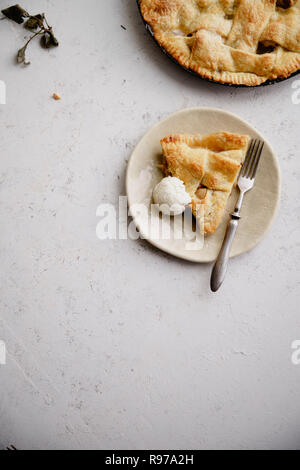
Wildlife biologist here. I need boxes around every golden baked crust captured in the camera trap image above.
[160,132,250,234]
[139,0,300,86]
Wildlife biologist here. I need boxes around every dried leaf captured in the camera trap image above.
[17,45,30,65]
[41,30,59,48]
[24,14,44,31]
[1,4,29,24]
[2,5,59,66]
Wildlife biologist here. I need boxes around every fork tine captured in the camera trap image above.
[246,139,261,178]
[241,139,256,177]
[250,141,264,180]
[245,139,260,178]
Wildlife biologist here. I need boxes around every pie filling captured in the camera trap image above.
[159,132,250,234]
[139,0,300,86]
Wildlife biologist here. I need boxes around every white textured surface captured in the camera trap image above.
[0,0,299,450]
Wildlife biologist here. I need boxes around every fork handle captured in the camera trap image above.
[210,217,239,292]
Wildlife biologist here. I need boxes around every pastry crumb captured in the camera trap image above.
[52,93,61,101]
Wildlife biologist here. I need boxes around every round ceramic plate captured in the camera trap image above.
[126,108,281,263]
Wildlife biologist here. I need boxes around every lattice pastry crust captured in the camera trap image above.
[160,132,250,233]
[139,0,300,85]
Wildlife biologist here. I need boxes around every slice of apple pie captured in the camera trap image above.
[160,132,250,234]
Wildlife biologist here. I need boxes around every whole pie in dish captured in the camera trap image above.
[160,132,250,233]
[139,0,300,86]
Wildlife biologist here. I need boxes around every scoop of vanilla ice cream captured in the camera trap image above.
[153,177,192,216]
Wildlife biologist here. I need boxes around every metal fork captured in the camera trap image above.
[210,139,264,292]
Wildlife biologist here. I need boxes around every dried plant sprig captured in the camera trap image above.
[1,4,59,65]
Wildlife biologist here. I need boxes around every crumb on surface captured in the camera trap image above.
[52,93,61,100]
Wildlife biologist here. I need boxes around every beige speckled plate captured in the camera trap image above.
[126,108,281,263]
